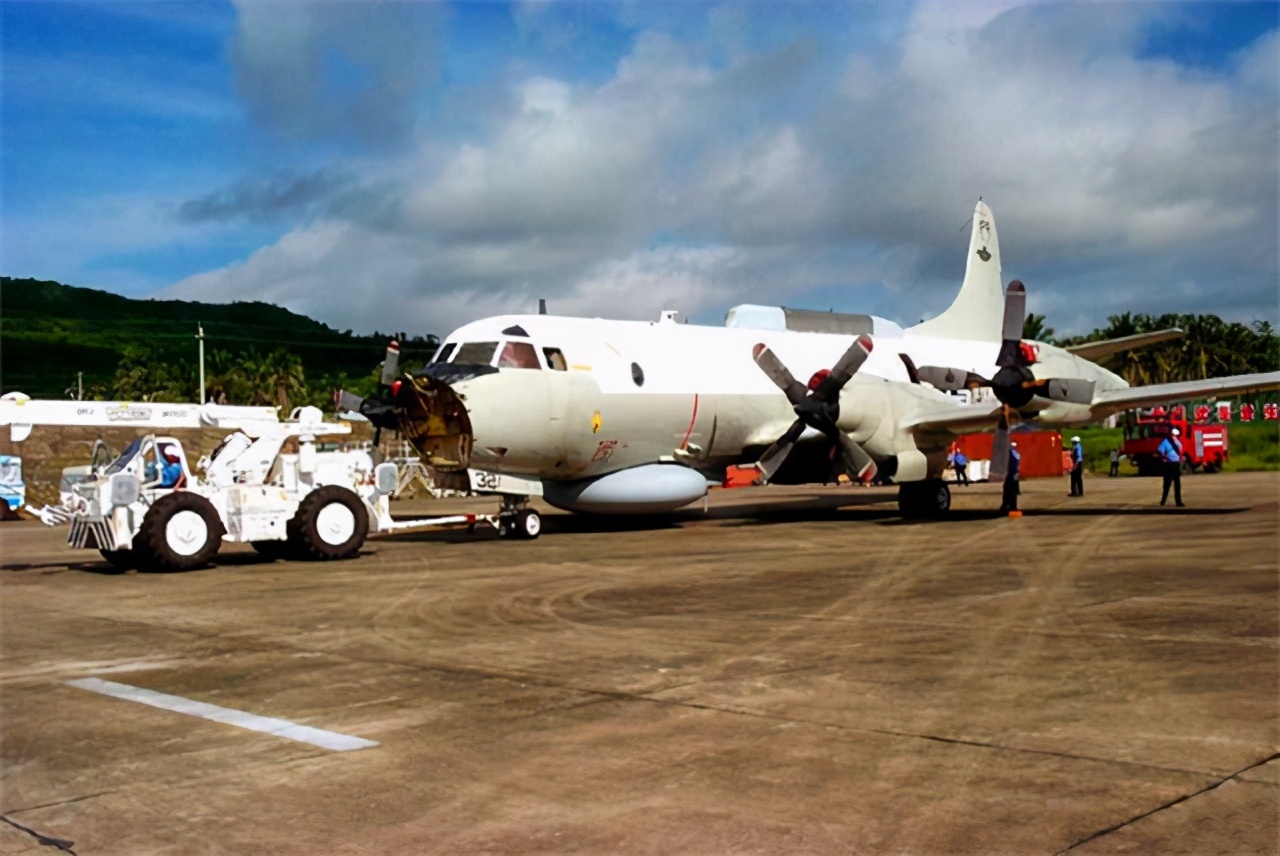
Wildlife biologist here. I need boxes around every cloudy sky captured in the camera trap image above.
[3,1,1277,339]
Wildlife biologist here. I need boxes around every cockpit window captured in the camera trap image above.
[453,342,498,365]
[432,342,457,364]
[498,341,540,369]
[543,347,567,371]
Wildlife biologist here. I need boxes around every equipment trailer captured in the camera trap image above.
[1,394,544,571]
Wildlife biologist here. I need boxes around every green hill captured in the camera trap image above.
[0,277,439,399]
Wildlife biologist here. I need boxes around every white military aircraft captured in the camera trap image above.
[345,200,1279,528]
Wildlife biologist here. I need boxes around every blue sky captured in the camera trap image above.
[3,1,1277,337]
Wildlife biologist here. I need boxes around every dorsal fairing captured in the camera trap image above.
[725,304,904,338]
[907,199,1004,343]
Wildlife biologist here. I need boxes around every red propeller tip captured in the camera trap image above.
[752,343,767,358]
[857,334,873,351]
[1007,280,1025,294]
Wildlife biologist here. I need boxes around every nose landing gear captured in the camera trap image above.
[495,495,542,539]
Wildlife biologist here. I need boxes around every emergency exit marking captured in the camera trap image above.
[67,677,379,751]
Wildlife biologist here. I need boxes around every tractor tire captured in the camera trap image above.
[288,486,368,561]
[98,549,137,571]
[134,492,223,572]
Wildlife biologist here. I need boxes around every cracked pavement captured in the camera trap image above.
[1,473,1276,853]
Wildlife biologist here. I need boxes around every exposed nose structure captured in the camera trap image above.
[391,368,475,471]
[344,356,482,472]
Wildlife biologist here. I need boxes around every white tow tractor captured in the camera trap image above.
[0,393,544,570]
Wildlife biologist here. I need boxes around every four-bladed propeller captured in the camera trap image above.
[337,341,403,449]
[917,279,1097,480]
[751,335,878,485]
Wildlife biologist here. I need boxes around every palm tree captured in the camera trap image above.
[261,349,308,412]
[1022,313,1055,343]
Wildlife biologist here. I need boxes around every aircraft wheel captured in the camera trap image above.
[98,549,136,571]
[516,508,542,539]
[135,492,223,572]
[924,479,951,517]
[289,486,368,560]
[897,480,950,519]
[897,483,924,519]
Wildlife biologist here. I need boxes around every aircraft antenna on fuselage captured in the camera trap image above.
[908,199,1005,343]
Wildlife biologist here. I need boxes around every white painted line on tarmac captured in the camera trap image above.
[66,677,379,752]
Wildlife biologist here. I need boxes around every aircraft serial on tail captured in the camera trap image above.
[344,201,1279,534]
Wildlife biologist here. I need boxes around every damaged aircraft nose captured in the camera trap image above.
[389,368,479,471]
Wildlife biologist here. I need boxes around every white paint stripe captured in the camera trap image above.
[66,677,379,752]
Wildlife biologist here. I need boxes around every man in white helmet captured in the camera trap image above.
[1157,427,1185,507]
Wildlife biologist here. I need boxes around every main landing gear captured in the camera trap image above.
[897,479,951,520]
[494,495,542,539]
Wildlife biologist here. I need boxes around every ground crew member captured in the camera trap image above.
[952,447,970,485]
[158,446,184,489]
[999,442,1021,514]
[1069,436,1085,496]
[1159,428,1185,507]
[1109,448,1121,477]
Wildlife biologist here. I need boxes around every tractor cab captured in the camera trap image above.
[95,435,193,495]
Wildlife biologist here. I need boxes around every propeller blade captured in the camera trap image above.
[988,411,1011,481]
[1025,377,1095,405]
[756,418,807,483]
[996,280,1026,368]
[753,344,808,406]
[336,390,366,414]
[835,433,878,484]
[813,334,873,402]
[379,340,401,388]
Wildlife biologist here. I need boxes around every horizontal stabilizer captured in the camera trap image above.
[1089,372,1280,421]
[1065,329,1183,361]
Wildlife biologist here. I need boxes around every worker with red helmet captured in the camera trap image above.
[157,444,184,489]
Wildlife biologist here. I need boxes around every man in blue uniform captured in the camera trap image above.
[999,442,1021,514]
[951,446,970,485]
[1158,428,1184,507]
[1068,435,1085,496]
[158,445,184,489]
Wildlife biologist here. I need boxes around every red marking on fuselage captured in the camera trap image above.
[680,393,700,449]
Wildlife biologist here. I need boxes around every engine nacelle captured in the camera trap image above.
[542,464,709,515]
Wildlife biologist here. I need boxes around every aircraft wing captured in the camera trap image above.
[901,399,1001,434]
[1089,371,1280,421]
[1064,328,1184,361]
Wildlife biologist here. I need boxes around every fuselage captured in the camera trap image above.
[409,312,1128,483]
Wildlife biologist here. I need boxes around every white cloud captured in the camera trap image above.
[160,2,1278,339]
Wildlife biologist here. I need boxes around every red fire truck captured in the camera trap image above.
[1121,406,1228,475]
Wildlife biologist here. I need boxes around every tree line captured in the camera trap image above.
[78,311,1278,408]
[1023,312,1278,385]
[89,344,429,411]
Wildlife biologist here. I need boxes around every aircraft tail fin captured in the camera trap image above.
[908,200,1004,343]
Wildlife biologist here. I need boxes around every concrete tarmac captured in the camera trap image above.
[1,472,1277,854]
